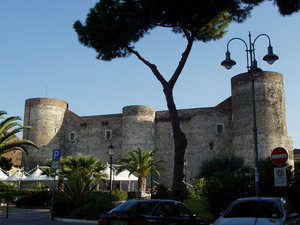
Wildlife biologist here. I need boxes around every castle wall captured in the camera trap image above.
[154,101,233,186]
[231,71,293,166]
[122,105,156,153]
[22,98,68,169]
[21,71,293,187]
[60,111,123,164]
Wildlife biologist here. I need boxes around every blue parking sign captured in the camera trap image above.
[52,149,61,161]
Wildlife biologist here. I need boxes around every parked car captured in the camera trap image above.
[213,197,300,225]
[98,199,209,225]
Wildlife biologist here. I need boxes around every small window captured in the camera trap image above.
[217,124,223,134]
[105,130,113,140]
[70,132,75,141]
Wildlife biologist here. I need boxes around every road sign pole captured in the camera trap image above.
[50,149,61,221]
[51,169,57,221]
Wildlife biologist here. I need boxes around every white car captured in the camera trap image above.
[214,197,299,225]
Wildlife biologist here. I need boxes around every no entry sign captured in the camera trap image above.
[271,147,288,166]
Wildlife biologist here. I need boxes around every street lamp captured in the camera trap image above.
[108,144,115,197]
[221,32,279,196]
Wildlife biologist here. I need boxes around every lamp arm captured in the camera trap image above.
[253,33,272,47]
[226,37,249,70]
[252,33,273,67]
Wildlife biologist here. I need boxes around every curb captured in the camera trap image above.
[54,217,98,224]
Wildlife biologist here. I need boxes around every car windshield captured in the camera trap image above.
[224,200,283,219]
[110,201,156,214]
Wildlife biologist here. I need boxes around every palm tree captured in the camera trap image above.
[117,147,166,194]
[60,169,97,204]
[61,153,105,181]
[42,154,105,183]
[0,110,37,155]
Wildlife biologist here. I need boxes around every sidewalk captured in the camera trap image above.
[0,205,97,225]
[0,204,49,214]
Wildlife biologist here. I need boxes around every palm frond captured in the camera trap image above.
[0,110,37,156]
[117,147,167,191]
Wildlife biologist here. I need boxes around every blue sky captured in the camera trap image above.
[1,1,299,148]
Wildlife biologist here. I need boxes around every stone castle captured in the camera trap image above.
[22,71,293,186]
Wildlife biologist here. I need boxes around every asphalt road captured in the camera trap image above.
[0,208,97,225]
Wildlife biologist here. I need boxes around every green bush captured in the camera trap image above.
[0,182,17,191]
[53,192,73,217]
[258,158,293,197]
[112,189,128,201]
[198,155,255,217]
[71,193,114,220]
[152,184,171,199]
[287,175,300,212]
[127,191,137,199]
[15,191,52,207]
[95,190,128,201]
[188,179,206,200]
[201,171,254,217]
[54,191,114,220]
[0,186,34,204]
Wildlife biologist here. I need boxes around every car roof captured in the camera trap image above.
[124,199,182,203]
[120,199,185,206]
[234,197,282,202]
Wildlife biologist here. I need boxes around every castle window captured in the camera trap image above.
[105,130,113,140]
[70,132,75,141]
[216,124,223,134]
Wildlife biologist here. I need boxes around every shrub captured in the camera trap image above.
[287,175,300,212]
[258,158,293,197]
[53,192,73,217]
[199,155,254,217]
[127,191,137,199]
[152,184,171,199]
[71,193,114,220]
[0,182,17,191]
[201,171,253,217]
[15,191,51,207]
[96,190,128,201]
[188,179,205,200]
[111,189,127,201]
[60,170,96,204]
[53,191,114,219]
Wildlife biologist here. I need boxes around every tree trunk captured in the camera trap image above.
[138,175,147,195]
[163,86,187,201]
[128,33,192,201]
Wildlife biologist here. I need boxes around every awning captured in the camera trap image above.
[0,169,8,181]
[24,167,56,181]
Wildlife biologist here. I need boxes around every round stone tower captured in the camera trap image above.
[22,98,68,170]
[122,105,156,154]
[231,71,293,166]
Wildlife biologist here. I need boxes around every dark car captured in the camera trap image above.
[98,199,209,225]
[213,197,300,225]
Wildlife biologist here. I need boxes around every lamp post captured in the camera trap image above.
[221,32,279,196]
[108,144,115,198]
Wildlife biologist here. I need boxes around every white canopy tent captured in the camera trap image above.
[0,168,8,181]
[6,169,27,181]
[24,166,56,181]
[102,164,138,191]
[102,165,138,181]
